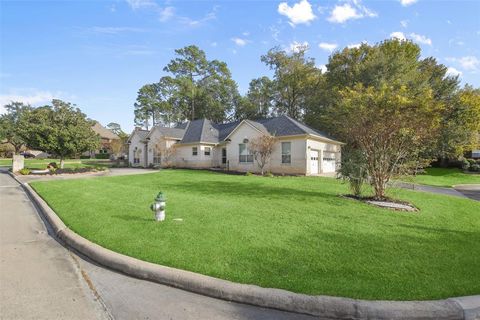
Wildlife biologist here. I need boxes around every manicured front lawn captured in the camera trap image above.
[31,169,480,300]
[0,158,111,169]
[402,167,480,187]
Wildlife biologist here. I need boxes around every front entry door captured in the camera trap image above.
[310,150,319,174]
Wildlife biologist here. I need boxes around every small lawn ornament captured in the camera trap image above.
[151,192,166,221]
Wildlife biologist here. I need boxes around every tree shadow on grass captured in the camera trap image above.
[166,180,344,204]
[112,214,152,222]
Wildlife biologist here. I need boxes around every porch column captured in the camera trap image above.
[319,149,324,174]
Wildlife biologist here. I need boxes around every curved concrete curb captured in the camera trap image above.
[12,174,480,319]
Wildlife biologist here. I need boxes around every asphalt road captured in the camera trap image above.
[0,170,317,320]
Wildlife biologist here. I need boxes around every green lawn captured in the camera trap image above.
[31,169,480,300]
[402,167,480,187]
[0,158,111,169]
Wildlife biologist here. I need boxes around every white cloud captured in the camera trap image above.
[390,31,406,40]
[289,41,309,52]
[318,42,338,52]
[159,7,175,22]
[347,42,365,49]
[446,56,480,71]
[270,25,281,42]
[278,0,316,26]
[409,33,432,45]
[88,26,146,34]
[327,0,377,24]
[211,42,218,47]
[400,0,418,6]
[318,64,328,73]
[125,0,156,10]
[0,90,69,114]
[458,56,479,71]
[179,6,218,27]
[400,20,408,28]
[446,67,462,77]
[231,37,248,46]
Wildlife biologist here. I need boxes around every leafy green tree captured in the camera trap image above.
[435,86,480,161]
[328,84,441,199]
[163,45,239,122]
[261,45,321,119]
[235,77,274,120]
[134,83,162,130]
[0,102,31,154]
[21,99,100,168]
[106,122,123,135]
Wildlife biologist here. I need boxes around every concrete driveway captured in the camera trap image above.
[0,169,317,320]
[454,184,480,201]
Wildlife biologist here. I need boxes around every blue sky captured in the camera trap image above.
[1,0,479,132]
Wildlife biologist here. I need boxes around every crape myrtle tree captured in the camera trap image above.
[0,102,32,154]
[249,135,276,175]
[21,99,100,168]
[332,84,440,199]
[314,39,447,199]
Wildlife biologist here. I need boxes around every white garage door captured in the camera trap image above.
[310,150,319,174]
[323,152,336,173]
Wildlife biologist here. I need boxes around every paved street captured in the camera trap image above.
[0,170,317,320]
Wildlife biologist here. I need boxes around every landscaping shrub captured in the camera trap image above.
[245,171,253,176]
[80,155,91,159]
[264,172,274,177]
[47,162,58,169]
[338,149,368,197]
[18,168,31,175]
[470,163,480,172]
[95,153,110,159]
[461,158,470,171]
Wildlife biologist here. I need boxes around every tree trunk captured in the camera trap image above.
[439,157,448,168]
[60,158,65,169]
[13,144,22,155]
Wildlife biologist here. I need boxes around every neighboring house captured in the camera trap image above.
[84,121,121,158]
[472,150,480,159]
[127,115,343,175]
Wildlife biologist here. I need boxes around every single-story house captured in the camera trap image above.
[127,115,343,175]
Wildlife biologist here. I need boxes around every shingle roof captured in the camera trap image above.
[257,115,337,142]
[91,122,120,140]
[136,130,149,140]
[162,115,342,145]
[180,119,220,144]
[149,126,186,140]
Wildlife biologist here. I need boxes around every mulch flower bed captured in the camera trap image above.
[342,195,418,212]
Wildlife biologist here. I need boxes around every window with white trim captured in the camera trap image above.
[204,147,211,156]
[239,143,253,163]
[281,142,291,164]
[192,147,198,156]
